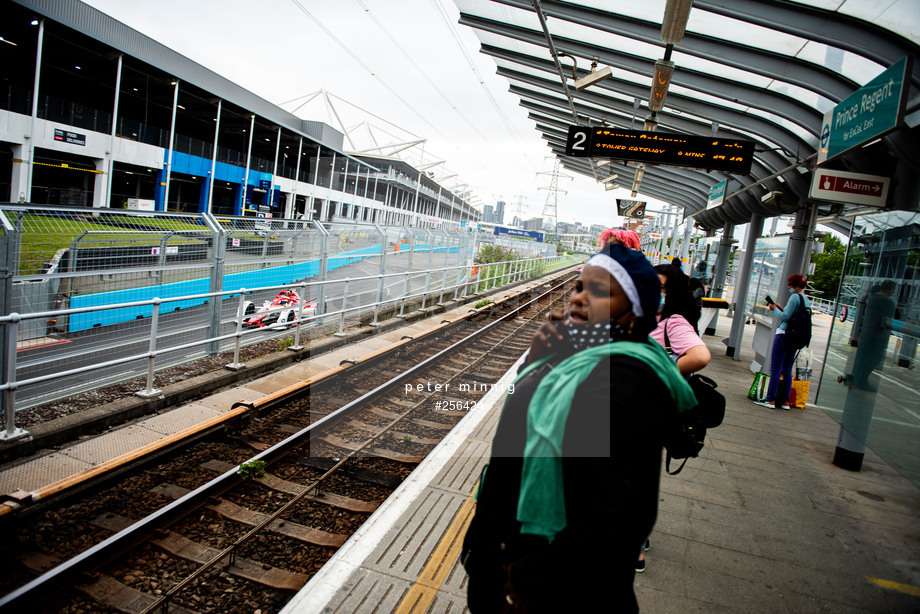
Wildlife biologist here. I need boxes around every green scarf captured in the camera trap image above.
[515,339,696,539]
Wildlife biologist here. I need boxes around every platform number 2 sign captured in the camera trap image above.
[566,127,591,157]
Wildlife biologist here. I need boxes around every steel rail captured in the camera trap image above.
[3,270,568,513]
[139,290,561,614]
[0,273,576,612]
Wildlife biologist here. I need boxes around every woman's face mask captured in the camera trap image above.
[658,293,666,313]
[562,305,635,351]
[789,286,796,295]
[561,320,612,352]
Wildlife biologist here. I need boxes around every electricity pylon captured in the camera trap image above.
[537,159,572,243]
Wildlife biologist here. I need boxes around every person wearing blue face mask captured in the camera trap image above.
[651,264,711,377]
[461,243,697,613]
[756,274,809,410]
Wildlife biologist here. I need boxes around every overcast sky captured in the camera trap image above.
[80,0,677,230]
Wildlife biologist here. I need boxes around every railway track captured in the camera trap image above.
[0,273,576,613]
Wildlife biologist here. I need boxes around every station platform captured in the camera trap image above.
[1,282,918,613]
[283,314,920,614]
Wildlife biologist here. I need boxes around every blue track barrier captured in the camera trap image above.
[68,244,386,332]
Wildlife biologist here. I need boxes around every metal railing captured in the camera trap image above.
[0,242,567,441]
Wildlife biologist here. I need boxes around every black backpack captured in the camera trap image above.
[662,322,726,474]
[785,294,813,350]
[664,374,726,474]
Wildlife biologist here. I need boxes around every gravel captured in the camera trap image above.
[16,320,352,429]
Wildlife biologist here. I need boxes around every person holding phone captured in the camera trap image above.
[756,274,809,410]
[461,243,696,613]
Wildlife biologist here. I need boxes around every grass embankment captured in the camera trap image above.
[14,214,213,275]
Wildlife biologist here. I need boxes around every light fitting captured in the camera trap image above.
[661,0,693,45]
[574,66,612,91]
[649,59,675,112]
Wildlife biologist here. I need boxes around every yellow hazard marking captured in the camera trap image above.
[32,161,103,173]
[866,577,920,597]
[395,491,477,613]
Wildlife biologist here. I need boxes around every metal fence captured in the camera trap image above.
[0,204,570,440]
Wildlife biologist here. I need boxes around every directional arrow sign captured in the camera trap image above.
[808,168,890,208]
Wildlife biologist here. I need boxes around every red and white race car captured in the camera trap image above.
[242,289,318,329]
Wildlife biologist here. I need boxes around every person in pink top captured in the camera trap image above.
[651,264,711,376]
[636,263,711,572]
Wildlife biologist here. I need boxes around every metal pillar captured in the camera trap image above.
[779,203,814,284]
[726,215,763,359]
[240,114,255,215]
[371,224,388,327]
[269,126,281,215]
[104,54,123,209]
[669,212,681,259]
[162,80,180,212]
[203,213,225,356]
[0,212,27,441]
[705,222,735,336]
[206,99,222,214]
[25,19,44,202]
[291,136,303,217]
[679,221,692,270]
[315,223,330,317]
[308,145,321,219]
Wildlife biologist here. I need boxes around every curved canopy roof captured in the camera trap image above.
[455,0,920,230]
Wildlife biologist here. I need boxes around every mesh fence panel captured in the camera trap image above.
[0,205,551,417]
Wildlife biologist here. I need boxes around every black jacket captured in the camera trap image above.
[462,352,676,613]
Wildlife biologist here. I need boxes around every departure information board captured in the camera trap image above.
[565,126,755,174]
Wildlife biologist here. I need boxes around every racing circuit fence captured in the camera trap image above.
[0,205,565,440]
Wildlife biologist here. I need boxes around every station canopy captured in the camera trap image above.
[454,0,920,230]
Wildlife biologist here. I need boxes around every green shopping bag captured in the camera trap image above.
[748,372,769,400]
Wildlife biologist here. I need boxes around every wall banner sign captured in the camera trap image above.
[54,128,86,146]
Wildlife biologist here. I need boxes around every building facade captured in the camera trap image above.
[0,0,477,228]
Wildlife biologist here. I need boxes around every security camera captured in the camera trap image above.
[761,191,783,205]
[574,66,612,90]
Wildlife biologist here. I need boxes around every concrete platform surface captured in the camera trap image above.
[285,314,920,613]
[2,279,918,613]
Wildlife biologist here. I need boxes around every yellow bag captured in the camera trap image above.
[791,380,809,408]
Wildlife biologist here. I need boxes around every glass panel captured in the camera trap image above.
[786,0,919,47]
[665,83,820,147]
[743,236,791,326]
[815,210,920,486]
[691,236,726,288]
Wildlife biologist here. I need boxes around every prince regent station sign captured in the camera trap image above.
[818,56,911,164]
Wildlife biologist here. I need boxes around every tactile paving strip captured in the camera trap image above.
[142,405,221,435]
[0,452,91,494]
[62,425,166,465]
[194,387,262,411]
